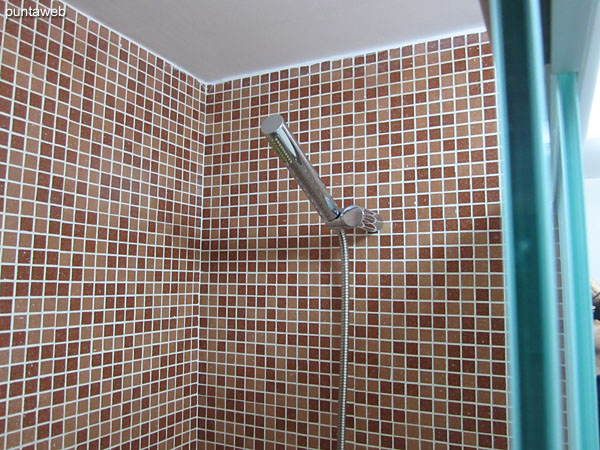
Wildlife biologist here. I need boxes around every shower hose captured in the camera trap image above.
[336,229,349,450]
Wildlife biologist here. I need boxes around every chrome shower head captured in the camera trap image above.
[261,114,383,233]
[261,114,341,222]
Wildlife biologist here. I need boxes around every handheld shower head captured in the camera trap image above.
[261,114,383,233]
[261,114,341,223]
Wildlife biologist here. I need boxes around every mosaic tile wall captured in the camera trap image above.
[0,1,508,448]
[200,32,508,449]
[0,1,204,448]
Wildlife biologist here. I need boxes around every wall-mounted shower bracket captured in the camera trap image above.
[326,205,383,233]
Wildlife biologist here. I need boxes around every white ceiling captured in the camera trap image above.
[65,0,485,83]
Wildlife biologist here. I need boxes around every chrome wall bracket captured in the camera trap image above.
[326,205,383,234]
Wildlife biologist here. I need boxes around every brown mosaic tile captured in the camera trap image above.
[199,30,506,450]
[1,0,202,448]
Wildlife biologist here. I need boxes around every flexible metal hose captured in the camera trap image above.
[336,229,349,450]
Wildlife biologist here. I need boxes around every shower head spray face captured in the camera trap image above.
[261,115,298,165]
[261,114,384,233]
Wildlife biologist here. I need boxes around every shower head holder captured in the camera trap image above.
[326,205,383,234]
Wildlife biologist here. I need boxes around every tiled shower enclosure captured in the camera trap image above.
[0,1,507,449]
